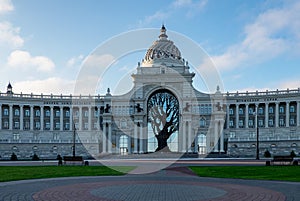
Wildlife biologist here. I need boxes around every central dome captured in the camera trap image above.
[142,25,184,67]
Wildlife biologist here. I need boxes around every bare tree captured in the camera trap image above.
[147,90,179,152]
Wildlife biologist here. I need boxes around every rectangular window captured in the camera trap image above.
[229,120,234,127]
[45,110,50,117]
[55,110,60,117]
[3,108,9,116]
[14,109,20,116]
[55,122,60,129]
[238,120,244,127]
[14,121,20,129]
[269,107,274,114]
[239,108,244,115]
[290,118,295,126]
[45,122,50,130]
[25,109,30,117]
[13,133,20,140]
[290,106,295,113]
[65,110,70,117]
[279,106,284,114]
[229,108,234,115]
[279,118,285,127]
[3,121,9,128]
[35,110,40,117]
[24,121,30,130]
[65,122,70,130]
[268,119,274,126]
[248,119,253,127]
[258,119,264,127]
[84,122,88,130]
[229,132,235,138]
[35,121,40,129]
[258,107,264,115]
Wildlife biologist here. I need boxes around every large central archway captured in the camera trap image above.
[147,89,180,152]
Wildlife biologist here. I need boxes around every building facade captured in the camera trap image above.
[0,26,299,159]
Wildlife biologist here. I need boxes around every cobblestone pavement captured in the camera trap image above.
[0,166,299,201]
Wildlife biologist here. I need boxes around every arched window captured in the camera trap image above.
[200,117,206,127]
[14,109,19,116]
[290,106,295,113]
[279,106,284,113]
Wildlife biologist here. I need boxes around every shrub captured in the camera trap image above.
[32,153,40,161]
[264,150,271,158]
[10,152,18,161]
[290,150,296,157]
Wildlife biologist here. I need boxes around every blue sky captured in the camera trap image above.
[0,0,300,95]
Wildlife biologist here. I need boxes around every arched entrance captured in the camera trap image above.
[147,89,180,152]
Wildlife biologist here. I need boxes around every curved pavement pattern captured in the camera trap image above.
[0,166,299,201]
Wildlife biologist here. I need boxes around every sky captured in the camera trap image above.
[1,0,300,95]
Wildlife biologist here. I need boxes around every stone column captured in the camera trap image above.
[97,106,101,130]
[265,103,269,128]
[286,102,290,127]
[297,101,300,126]
[0,104,2,130]
[40,106,44,130]
[220,120,225,152]
[79,107,82,131]
[108,123,112,153]
[50,106,54,131]
[139,123,143,153]
[60,106,63,131]
[20,105,24,130]
[102,122,107,153]
[188,121,192,152]
[214,121,218,152]
[69,107,73,131]
[194,130,198,153]
[182,121,187,152]
[235,104,239,129]
[226,105,230,129]
[275,102,279,127]
[9,104,13,130]
[88,106,92,131]
[30,105,34,130]
[134,122,138,153]
[127,136,132,154]
[245,104,249,128]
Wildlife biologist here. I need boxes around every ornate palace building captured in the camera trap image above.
[0,26,299,159]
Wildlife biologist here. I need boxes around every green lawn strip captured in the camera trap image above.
[189,166,300,182]
[0,166,134,182]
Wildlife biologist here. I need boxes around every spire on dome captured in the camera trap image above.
[7,82,13,94]
[159,24,168,40]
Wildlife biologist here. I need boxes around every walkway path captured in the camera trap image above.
[0,165,299,201]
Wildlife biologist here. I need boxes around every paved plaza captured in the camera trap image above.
[0,160,300,201]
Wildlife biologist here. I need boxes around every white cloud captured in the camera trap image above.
[211,1,300,71]
[0,0,13,14]
[66,54,84,68]
[0,21,24,48]
[7,50,55,72]
[137,0,207,26]
[12,77,75,94]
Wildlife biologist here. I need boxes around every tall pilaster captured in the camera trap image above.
[255,104,258,128]
[226,105,230,129]
[286,102,290,127]
[9,104,13,130]
[19,105,23,130]
[220,120,225,152]
[79,107,82,131]
[275,102,279,127]
[265,103,269,128]
[245,104,249,128]
[60,106,63,131]
[182,121,187,152]
[102,122,107,153]
[214,121,218,152]
[108,123,112,153]
[88,106,92,131]
[69,107,73,131]
[30,105,34,130]
[139,123,144,153]
[134,123,138,153]
[40,106,44,130]
[235,104,239,129]
[50,106,54,131]
[188,121,192,152]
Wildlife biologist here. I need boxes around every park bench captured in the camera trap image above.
[270,155,294,165]
[63,156,84,165]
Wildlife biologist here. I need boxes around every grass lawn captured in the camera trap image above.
[0,166,134,182]
[190,166,300,182]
